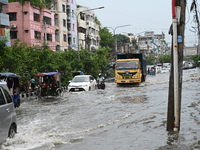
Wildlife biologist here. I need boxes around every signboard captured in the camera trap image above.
[178,35,182,43]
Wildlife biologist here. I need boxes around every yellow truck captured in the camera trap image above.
[114,53,146,84]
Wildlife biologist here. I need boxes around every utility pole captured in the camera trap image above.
[167,0,186,132]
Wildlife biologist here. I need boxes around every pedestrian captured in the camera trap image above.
[30,77,35,91]
[147,68,150,75]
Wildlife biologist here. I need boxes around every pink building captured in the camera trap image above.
[5,2,56,51]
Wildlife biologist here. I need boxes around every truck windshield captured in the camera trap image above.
[116,61,138,70]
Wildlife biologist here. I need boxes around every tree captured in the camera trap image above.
[131,38,138,49]
[190,55,200,67]
[99,27,114,48]
[144,56,156,65]
[115,34,130,47]
[190,0,200,55]
[158,55,171,63]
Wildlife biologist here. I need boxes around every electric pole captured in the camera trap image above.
[167,0,186,132]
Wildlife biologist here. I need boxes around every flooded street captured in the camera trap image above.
[1,68,200,150]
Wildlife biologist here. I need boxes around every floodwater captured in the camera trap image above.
[1,68,200,150]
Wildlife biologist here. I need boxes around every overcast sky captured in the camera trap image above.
[76,0,198,47]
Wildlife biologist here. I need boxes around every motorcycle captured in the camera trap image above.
[97,81,105,89]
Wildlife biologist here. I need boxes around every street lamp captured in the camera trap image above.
[77,6,104,60]
[106,24,131,60]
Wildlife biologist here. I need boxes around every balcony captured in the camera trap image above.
[0,0,8,5]
[0,13,9,26]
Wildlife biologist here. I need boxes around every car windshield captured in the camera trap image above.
[72,76,89,82]
[116,61,138,70]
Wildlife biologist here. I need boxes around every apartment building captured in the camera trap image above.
[0,0,10,46]
[3,0,99,52]
[52,0,78,51]
[66,0,78,50]
[5,1,56,50]
[77,6,100,51]
[138,31,165,56]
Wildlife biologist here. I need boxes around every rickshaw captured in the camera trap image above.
[34,72,61,97]
[0,72,21,107]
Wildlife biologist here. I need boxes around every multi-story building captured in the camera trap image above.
[138,31,166,57]
[52,0,78,51]
[5,1,56,50]
[77,6,100,51]
[66,0,78,50]
[52,0,68,51]
[0,0,10,46]
[4,0,100,52]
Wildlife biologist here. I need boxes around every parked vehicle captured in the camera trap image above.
[115,53,146,83]
[68,75,97,92]
[183,61,195,69]
[0,81,17,144]
[0,72,20,108]
[34,72,61,97]
[160,68,170,73]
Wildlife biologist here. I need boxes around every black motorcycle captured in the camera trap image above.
[97,81,105,89]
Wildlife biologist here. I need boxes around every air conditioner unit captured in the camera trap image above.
[11,25,17,29]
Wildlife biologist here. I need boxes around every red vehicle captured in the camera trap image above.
[71,71,84,78]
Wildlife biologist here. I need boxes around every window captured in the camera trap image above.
[55,14,59,26]
[68,36,71,45]
[73,37,75,44]
[43,16,51,25]
[62,4,65,12]
[34,13,40,22]
[63,19,66,27]
[0,6,2,13]
[10,31,17,39]
[80,12,85,20]
[72,23,74,31]
[55,30,59,42]
[47,33,52,41]
[63,34,66,42]
[72,10,74,17]
[8,13,17,21]
[34,31,41,40]
[0,88,6,105]
[2,88,12,103]
[56,45,60,51]
[53,1,58,10]
[67,23,71,31]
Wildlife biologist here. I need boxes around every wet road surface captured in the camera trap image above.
[1,68,200,150]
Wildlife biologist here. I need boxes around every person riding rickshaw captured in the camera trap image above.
[34,72,61,97]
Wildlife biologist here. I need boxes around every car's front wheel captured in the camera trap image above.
[8,124,16,138]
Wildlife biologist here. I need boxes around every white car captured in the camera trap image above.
[68,75,97,92]
[160,68,170,73]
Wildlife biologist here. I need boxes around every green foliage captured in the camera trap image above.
[144,56,156,65]
[8,0,53,9]
[190,55,200,67]
[0,41,111,88]
[158,55,171,63]
[99,27,114,48]
[115,34,130,45]
[95,16,101,25]
[131,38,138,49]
